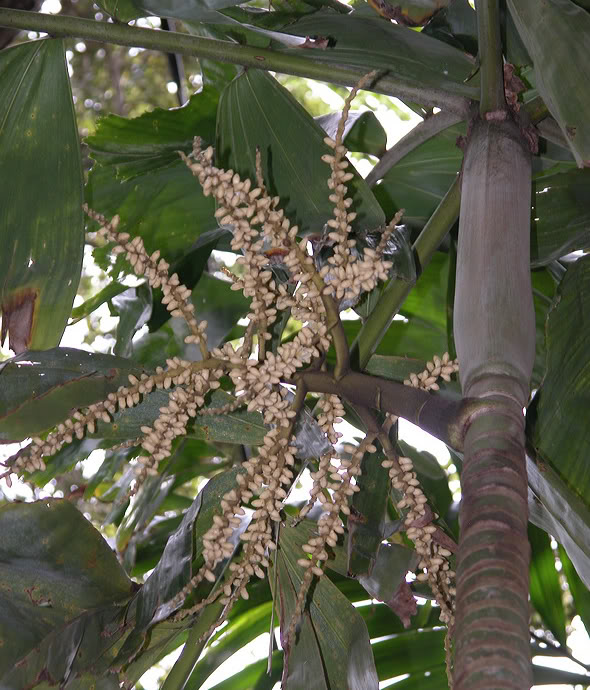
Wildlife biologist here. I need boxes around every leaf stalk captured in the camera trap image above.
[476,0,505,115]
[0,8,472,115]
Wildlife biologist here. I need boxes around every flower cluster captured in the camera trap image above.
[403,352,459,392]
[5,207,227,488]
[383,453,455,623]
[316,73,404,308]
[382,352,459,626]
[289,436,375,643]
[2,72,462,667]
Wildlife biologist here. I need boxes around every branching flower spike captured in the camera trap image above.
[2,72,461,683]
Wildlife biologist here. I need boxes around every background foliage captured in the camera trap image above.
[1,0,590,688]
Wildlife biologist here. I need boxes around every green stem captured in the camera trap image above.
[476,0,505,115]
[351,176,461,370]
[161,604,223,690]
[0,8,472,115]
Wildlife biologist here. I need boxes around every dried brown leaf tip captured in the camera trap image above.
[1,289,37,354]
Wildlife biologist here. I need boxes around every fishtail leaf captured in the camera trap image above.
[0,39,84,354]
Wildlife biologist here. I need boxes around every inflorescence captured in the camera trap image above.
[3,74,459,660]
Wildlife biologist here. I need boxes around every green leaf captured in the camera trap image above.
[96,0,140,22]
[343,317,446,363]
[28,437,103,486]
[397,250,449,334]
[279,12,478,99]
[558,545,590,635]
[283,517,416,603]
[166,438,222,492]
[86,87,219,180]
[201,634,590,690]
[86,159,218,266]
[504,7,533,67]
[358,543,418,605]
[0,606,128,688]
[371,627,446,679]
[422,0,477,55]
[117,466,247,669]
[316,110,387,157]
[507,0,590,166]
[527,455,590,589]
[126,464,239,576]
[70,281,130,322]
[344,251,450,360]
[380,0,451,26]
[137,0,249,22]
[187,602,273,688]
[364,354,461,395]
[130,516,185,577]
[188,391,267,445]
[381,667,448,689]
[532,664,590,685]
[85,90,222,266]
[0,499,135,677]
[115,489,204,661]
[217,69,385,235]
[0,348,147,442]
[189,272,250,349]
[533,135,576,176]
[85,445,133,499]
[205,652,283,690]
[147,228,230,332]
[123,622,190,686]
[184,21,241,91]
[528,524,567,646]
[84,388,266,445]
[526,256,590,504]
[374,123,463,227]
[115,467,175,553]
[276,522,379,689]
[374,119,588,257]
[135,273,250,367]
[530,169,590,267]
[0,39,84,353]
[112,283,153,358]
[530,268,556,390]
[365,355,428,380]
[348,446,391,577]
[190,466,245,554]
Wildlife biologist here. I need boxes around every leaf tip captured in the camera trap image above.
[1,289,38,354]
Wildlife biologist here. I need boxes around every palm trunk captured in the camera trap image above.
[453,115,535,688]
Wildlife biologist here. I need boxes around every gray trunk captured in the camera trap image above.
[453,116,535,689]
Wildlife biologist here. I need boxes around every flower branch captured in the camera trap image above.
[297,364,496,452]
